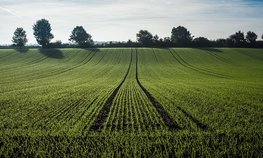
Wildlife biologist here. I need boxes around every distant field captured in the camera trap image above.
[0,48,262,157]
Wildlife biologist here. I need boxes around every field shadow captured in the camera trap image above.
[14,47,29,53]
[197,48,222,52]
[39,48,64,59]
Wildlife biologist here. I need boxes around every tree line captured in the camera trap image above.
[7,18,263,48]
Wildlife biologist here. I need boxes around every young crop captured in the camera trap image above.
[0,48,262,157]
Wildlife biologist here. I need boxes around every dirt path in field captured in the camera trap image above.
[135,49,180,131]
[90,50,133,131]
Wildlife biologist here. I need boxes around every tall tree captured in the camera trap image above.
[33,19,54,47]
[171,26,192,46]
[229,31,245,47]
[136,30,153,46]
[12,27,28,47]
[69,26,93,47]
[246,31,257,44]
[193,37,211,47]
[153,34,160,46]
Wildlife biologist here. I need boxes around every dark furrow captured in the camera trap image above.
[152,48,159,64]
[94,51,107,65]
[151,87,210,131]
[0,50,96,84]
[135,49,180,131]
[28,56,48,64]
[0,52,14,59]
[173,49,226,76]
[44,99,85,124]
[108,91,122,132]
[71,97,98,126]
[162,95,209,131]
[238,51,263,62]
[136,86,156,130]
[168,49,230,79]
[173,49,230,78]
[204,50,230,63]
[81,94,112,134]
[89,50,133,131]
[117,50,122,64]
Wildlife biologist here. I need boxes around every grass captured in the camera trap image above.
[0,48,262,157]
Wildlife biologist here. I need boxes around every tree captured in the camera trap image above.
[192,37,211,47]
[262,34,263,40]
[246,31,257,44]
[229,31,245,47]
[215,39,227,47]
[136,30,153,46]
[33,19,54,47]
[69,26,93,47]
[49,40,62,48]
[12,27,28,47]
[171,26,192,47]
[153,35,160,46]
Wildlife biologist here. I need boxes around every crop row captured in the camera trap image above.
[0,49,131,135]
[103,51,167,132]
[89,48,210,132]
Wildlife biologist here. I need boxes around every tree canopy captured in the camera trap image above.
[246,31,257,44]
[33,19,54,47]
[69,26,93,47]
[12,27,28,47]
[229,31,245,47]
[136,30,153,46]
[192,37,211,47]
[171,26,192,47]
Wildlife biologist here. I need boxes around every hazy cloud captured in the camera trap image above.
[0,0,262,44]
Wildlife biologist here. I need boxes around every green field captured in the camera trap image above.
[0,48,262,157]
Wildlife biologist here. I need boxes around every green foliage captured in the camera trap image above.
[246,31,258,44]
[0,48,262,157]
[33,19,54,47]
[12,27,28,47]
[229,31,245,46]
[171,26,192,46]
[136,30,154,46]
[69,26,93,47]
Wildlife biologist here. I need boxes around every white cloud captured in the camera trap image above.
[0,0,262,44]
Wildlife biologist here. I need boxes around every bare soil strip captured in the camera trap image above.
[135,49,180,131]
[90,50,133,131]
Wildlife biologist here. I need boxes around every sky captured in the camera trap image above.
[0,0,262,44]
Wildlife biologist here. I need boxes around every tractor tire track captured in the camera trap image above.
[155,92,209,131]
[237,51,263,62]
[0,52,15,60]
[0,50,90,80]
[28,56,48,65]
[135,49,180,131]
[169,49,230,79]
[94,50,107,65]
[171,49,227,77]
[1,50,97,84]
[152,48,159,64]
[0,55,48,74]
[89,50,133,131]
[203,50,230,64]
